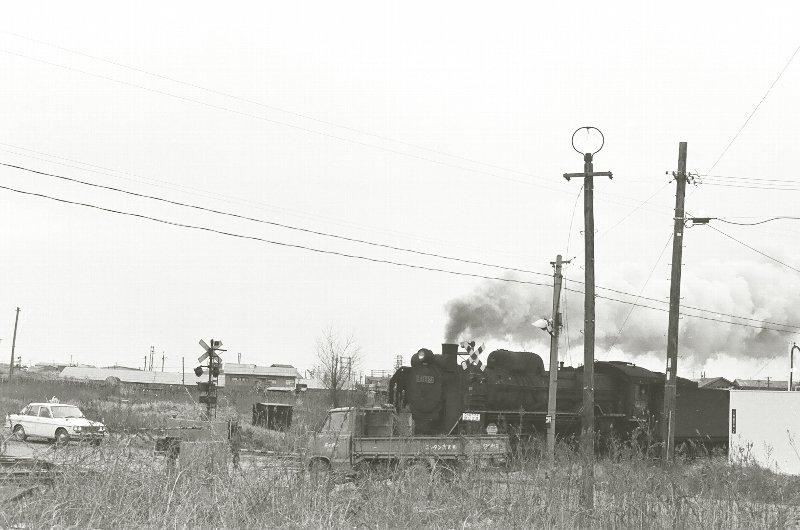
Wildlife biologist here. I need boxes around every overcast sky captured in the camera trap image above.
[1,2,798,382]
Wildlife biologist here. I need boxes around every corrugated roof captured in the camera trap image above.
[734,379,789,390]
[694,377,735,388]
[60,366,226,386]
[223,363,301,378]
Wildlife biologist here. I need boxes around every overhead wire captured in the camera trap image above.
[714,216,800,226]
[0,30,597,186]
[602,232,673,358]
[0,143,530,259]
[0,182,557,288]
[707,224,800,274]
[706,40,800,174]
[2,182,798,335]
[6,160,798,331]
[0,47,675,215]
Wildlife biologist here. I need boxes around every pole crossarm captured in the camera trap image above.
[563,171,613,180]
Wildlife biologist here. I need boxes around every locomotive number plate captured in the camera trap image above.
[416,375,435,384]
[461,412,481,422]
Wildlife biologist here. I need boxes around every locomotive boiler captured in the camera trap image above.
[388,343,728,446]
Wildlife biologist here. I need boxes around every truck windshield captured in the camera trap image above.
[323,411,348,432]
[51,406,84,419]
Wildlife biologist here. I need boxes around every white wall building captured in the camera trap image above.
[729,390,800,475]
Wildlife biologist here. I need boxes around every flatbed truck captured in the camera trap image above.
[306,406,509,477]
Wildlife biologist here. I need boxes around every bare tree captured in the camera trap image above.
[314,327,361,407]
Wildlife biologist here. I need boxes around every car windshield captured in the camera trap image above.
[50,406,84,419]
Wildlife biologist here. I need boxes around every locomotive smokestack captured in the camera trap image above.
[442,343,458,362]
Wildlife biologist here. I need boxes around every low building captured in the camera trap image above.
[60,366,223,387]
[694,377,736,389]
[733,378,798,391]
[223,363,301,390]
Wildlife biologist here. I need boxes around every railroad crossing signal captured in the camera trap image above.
[195,338,225,418]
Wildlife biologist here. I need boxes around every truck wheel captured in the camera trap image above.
[13,425,26,441]
[55,428,70,445]
[309,459,331,483]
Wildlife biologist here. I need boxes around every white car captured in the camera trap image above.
[6,402,107,444]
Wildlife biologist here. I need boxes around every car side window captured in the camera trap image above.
[26,405,38,416]
[39,407,52,418]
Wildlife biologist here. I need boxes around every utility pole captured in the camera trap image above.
[182,356,185,385]
[143,355,147,371]
[564,126,612,511]
[546,255,569,461]
[9,307,21,378]
[161,353,165,372]
[663,142,688,462]
[149,346,154,372]
[790,343,799,391]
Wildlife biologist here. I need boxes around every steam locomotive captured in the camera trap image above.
[388,343,728,447]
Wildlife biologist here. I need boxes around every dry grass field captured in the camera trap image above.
[2,376,800,528]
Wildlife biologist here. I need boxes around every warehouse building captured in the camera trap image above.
[223,363,302,390]
[60,366,223,387]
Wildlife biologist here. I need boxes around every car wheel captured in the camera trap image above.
[13,425,26,441]
[55,428,70,445]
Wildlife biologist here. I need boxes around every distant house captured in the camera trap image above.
[223,363,302,390]
[694,377,736,389]
[60,366,222,387]
[364,373,391,393]
[733,378,796,391]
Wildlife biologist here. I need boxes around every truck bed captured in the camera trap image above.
[351,435,509,460]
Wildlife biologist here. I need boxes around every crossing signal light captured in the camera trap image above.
[211,340,223,349]
[194,366,203,377]
[211,366,220,378]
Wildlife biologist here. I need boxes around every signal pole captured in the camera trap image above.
[546,255,569,461]
[9,307,20,378]
[662,142,688,462]
[564,127,612,511]
[791,343,799,391]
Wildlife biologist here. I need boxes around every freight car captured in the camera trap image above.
[388,343,728,449]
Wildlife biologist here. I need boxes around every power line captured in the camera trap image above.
[3,182,798,335]
[0,161,557,279]
[0,30,593,187]
[706,41,800,174]
[0,48,673,215]
[698,173,800,184]
[699,181,800,192]
[9,159,793,330]
[707,224,800,274]
[0,48,572,195]
[0,143,531,259]
[0,182,558,288]
[715,216,800,226]
[603,233,673,357]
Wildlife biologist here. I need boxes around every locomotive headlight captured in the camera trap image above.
[486,423,498,435]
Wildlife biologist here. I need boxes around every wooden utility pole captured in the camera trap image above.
[161,353,165,372]
[791,343,799,391]
[546,255,569,461]
[9,307,21,378]
[662,141,688,461]
[182,356,185,385]
[564,127,612,511]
